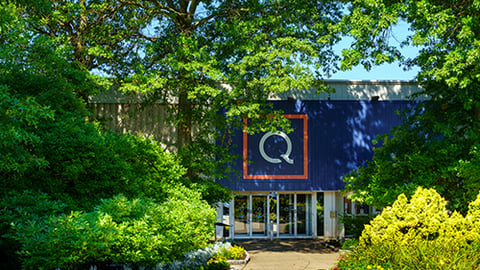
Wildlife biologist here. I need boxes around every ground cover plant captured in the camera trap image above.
[336,187,480,270]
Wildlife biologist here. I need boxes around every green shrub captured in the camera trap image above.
[340,238,359,251]
[340,214,374,238]
[0,191,67,269]
[336,187,480,270]
[0,70,186,211]
[13,190,216,269]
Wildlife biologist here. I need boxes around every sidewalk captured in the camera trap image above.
[235,239,340,270]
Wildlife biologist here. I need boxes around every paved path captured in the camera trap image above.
[235,239,340,270]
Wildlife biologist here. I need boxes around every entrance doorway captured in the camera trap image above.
[234,195,269,237]
[233,193,315,238]
[278,194,311,236]
[251,195,267,236]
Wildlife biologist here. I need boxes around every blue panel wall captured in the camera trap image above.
[217,100,417,191]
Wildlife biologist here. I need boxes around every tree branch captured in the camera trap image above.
[191,8,249,30]
[134,31,158,43]
[189,0,201,15]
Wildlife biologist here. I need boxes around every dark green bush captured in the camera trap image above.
[0,191,67,269]
[0,71,185,210]
[340,214,375,238]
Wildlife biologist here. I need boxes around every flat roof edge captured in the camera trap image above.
[324,79,418,85]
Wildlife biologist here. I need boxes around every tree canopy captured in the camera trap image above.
[114,0,345,183]
[342,0,480,212]
[7,0,347,201]
[5,0,479,210]
[0,2,189,209]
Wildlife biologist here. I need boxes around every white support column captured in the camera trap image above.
[248,195,252,237]
[276,194,280,238]
[215,202,223,239]
[294,194,298,237]
[229,198,234,239]
[335,192,345,239]
[312,192,317,238]
[324,191,337,238]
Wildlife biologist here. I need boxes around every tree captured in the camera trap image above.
[8,0,150,101]
[11,0,347,201]
[341,0,480,212]
[0,3,186,209]
[1,5,210,267]
[114,0,345,200]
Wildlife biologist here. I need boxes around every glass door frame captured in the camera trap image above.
[232,192,317,239]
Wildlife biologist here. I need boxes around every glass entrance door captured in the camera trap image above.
[234,195,248,235]
[251,195,267,236]
[278,194,312,236]
[296,194,311,235]
[279,194,294,235]
[233,193,313,238]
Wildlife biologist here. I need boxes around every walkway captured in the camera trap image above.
[235,239,340,270]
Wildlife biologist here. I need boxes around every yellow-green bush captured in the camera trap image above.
[362,187,468,246]
[467,191,480,235]
[213,245,246,261]
[337,187,480,270]
[226,245,246,260]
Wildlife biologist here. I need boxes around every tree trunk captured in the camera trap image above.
[177,88,193,151]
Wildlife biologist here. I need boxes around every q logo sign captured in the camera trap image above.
[243,114,308,180]
[259,131,294,164]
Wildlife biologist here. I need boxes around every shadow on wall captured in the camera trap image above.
[89,102,177,151]
[220,100,417,192]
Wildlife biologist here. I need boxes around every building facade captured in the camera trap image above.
[89,79,422,239]
[215,80,422,239]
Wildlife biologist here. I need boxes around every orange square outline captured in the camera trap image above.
[242,114,308,180]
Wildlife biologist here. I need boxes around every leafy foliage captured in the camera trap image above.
[5,0,149,101]
[15,0,344,198]
[12,192,215,269]
[0,191,67,269]
[340,214,375,238]
[0,85,53,174]
[337,187,480,270]
[342,0,480,86]
[0,19,185,208]
[0,71,185,209]
[341,0,480,213]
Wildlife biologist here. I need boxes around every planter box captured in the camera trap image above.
[226,250,250,266]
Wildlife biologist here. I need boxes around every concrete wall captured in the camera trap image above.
[276,80,422,101]
[88,80,422,148]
